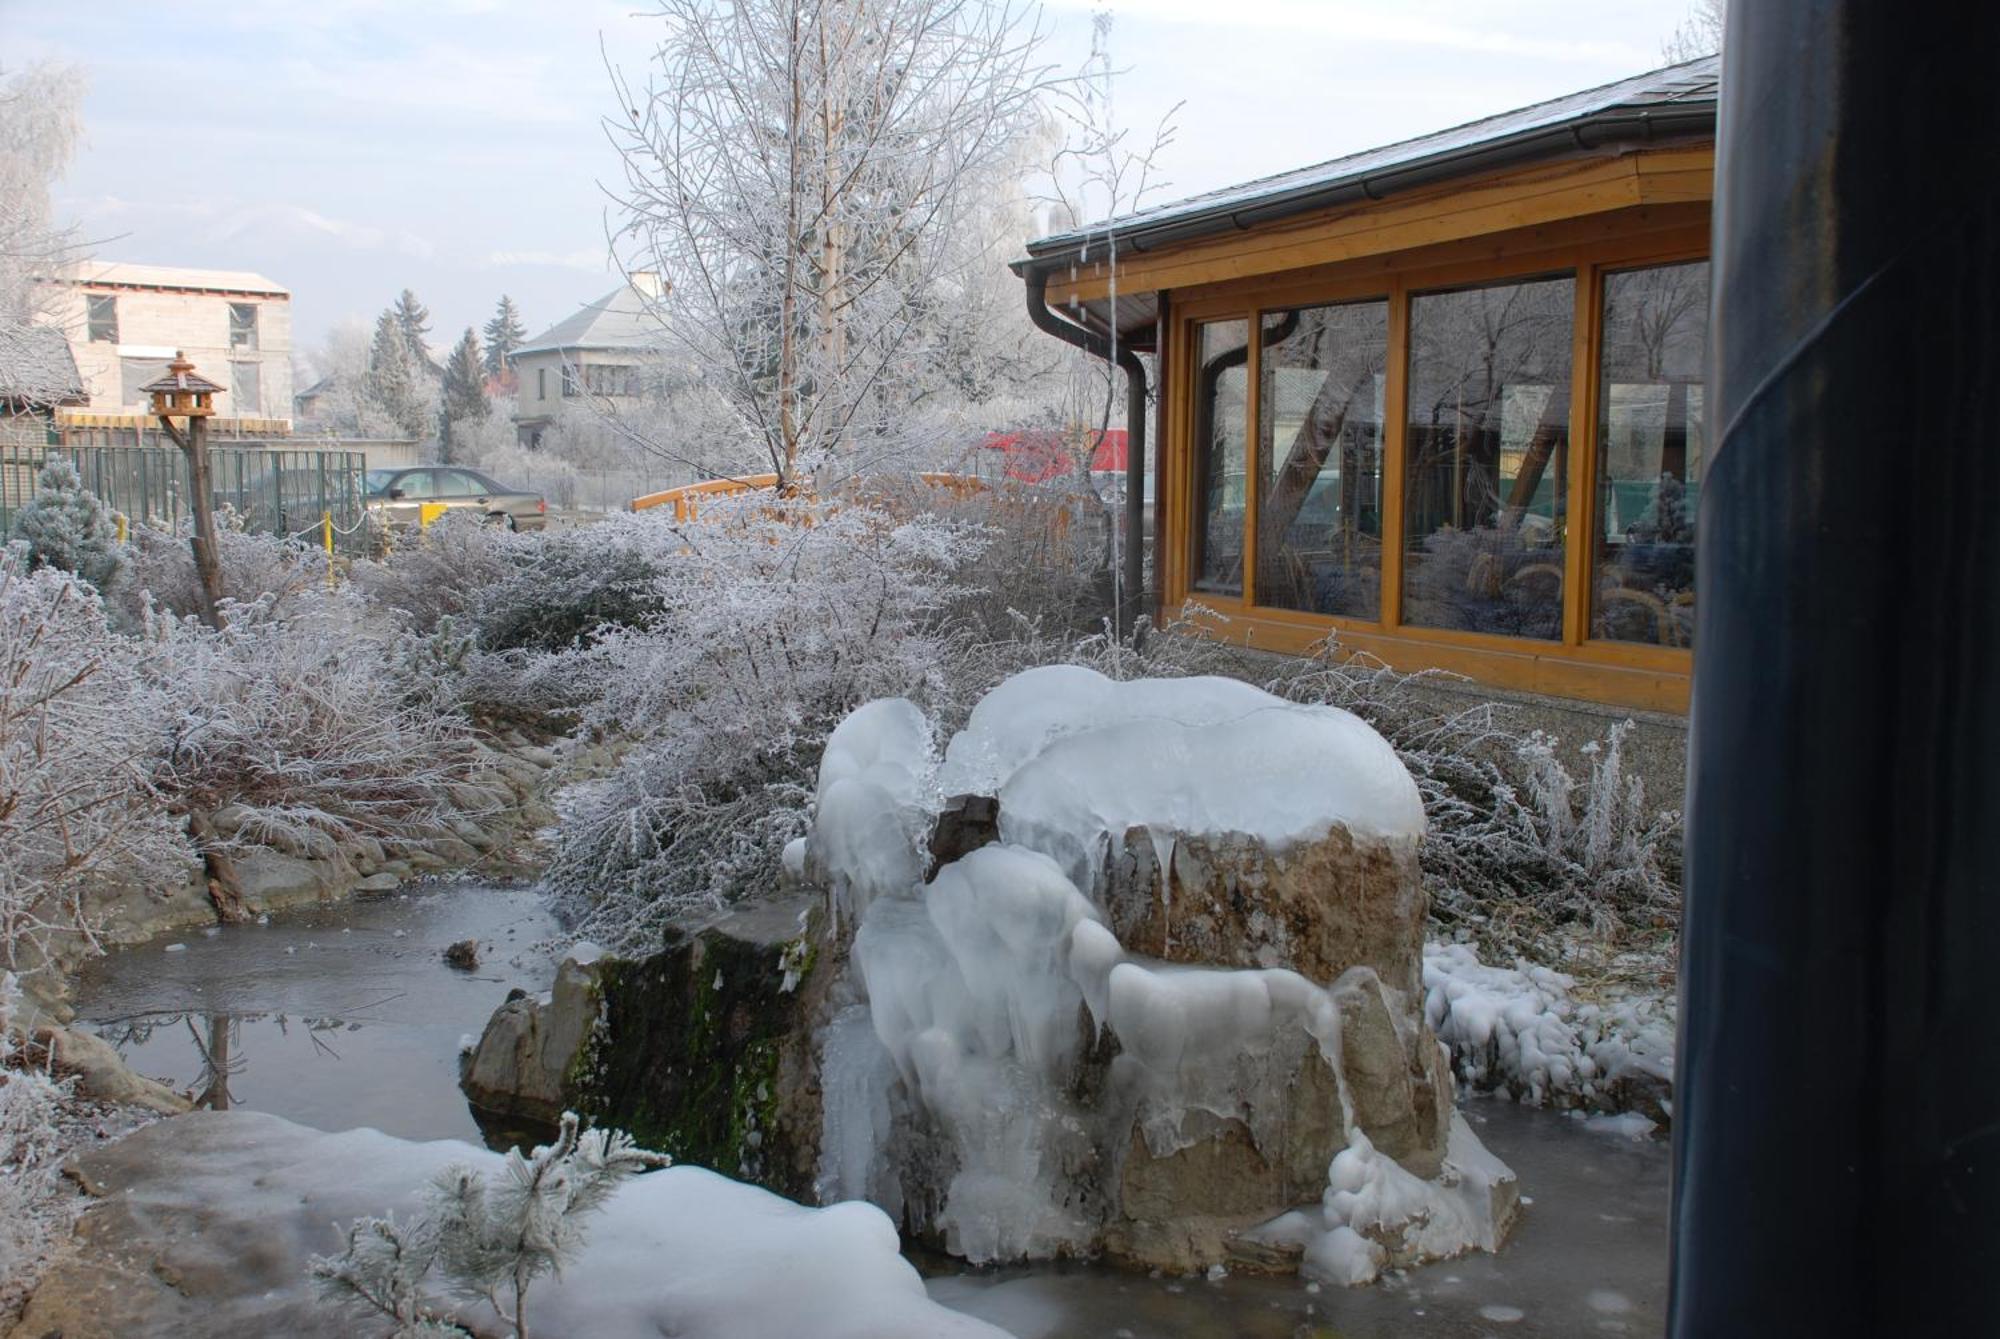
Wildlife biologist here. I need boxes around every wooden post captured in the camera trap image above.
[181,412,227,629]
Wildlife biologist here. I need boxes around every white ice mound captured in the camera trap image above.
[938,667,1423,896]
[809,697,935,924]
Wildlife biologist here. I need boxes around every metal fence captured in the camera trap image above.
[0,439,370,550]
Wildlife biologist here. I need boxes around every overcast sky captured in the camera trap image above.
[4,0,1699,360]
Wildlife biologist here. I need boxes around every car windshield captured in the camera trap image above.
[364,469,400,496]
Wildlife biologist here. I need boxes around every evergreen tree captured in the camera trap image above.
[8,456,123,591]
[481,295,527,379]
[364,310,426,438]
[437,328,489,464]
[391,288,435,375]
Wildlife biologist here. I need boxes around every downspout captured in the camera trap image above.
[1025,268,1147,640]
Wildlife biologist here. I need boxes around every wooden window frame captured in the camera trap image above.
[1160,216,1709,712]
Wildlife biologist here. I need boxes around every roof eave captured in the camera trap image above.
[1012,102,1716,281]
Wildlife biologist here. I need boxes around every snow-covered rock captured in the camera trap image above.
[808,669,1511,1279]
[19,1110,1002,1338]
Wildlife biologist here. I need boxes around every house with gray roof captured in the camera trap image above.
[510,271,666,449]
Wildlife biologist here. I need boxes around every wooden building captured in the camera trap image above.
[1016,58,1717,713]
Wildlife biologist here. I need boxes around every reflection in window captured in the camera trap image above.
[229,302,258,350]
[1191,320,1249,596]
[1256,300,1388,619]
[87,294,118,343]
[1403,275,1574,640]
[1594,261,1707,646]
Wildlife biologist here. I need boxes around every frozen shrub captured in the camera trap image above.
[7,457,124,592]
[0,971,80,1319]
[471,517,669,655]
[310,1112,665,1339]
[0,553,182,976]
[1268,637,1679,951]
[123,515,331,626]
[350,512,521,637]
[144,583,483,871]
[547,494,989,947]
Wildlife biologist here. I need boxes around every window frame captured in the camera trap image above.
[229,301,259,350]
[1163,223,1709,699]
[87,294,119,343]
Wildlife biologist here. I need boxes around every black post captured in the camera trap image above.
[1672,5,2000,1334]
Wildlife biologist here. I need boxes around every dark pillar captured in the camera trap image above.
[1672,5,2000,1334]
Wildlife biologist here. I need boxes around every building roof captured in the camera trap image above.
[514,276,666,357]
[0,322,87,408]
[61,261,289,297]
[1017,55,1719,278]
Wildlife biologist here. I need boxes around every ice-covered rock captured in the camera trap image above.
[806,669,1511,1279]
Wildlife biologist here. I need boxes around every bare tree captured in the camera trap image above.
[1663,0,1725,62]
[607,0,1057,486]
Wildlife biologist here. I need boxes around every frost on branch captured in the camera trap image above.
[0,972,80,1319]
[310,1112,667,1339]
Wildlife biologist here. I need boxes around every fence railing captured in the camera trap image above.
[0,441,370,550]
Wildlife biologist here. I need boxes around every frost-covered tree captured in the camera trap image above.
[393,288,437,375]
[0,971,78,1318]
[310,1113,667,1339]
[366,311,429,439]
[8,457,124,592]
[439,329,489,464]
[0,62,85,330]
[608,0,1056,485]
[481,296,527,381]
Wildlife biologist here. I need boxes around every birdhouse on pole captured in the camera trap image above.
[140,351,225,418]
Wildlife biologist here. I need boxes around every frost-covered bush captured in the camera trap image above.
[0,971,79,1319]
[471,518,668,655]
[310,1112,665,1339]
[7,457,124,592]
[123,516,331,626]
[1265,639,1679,952]
[547,494,991,947]
[0,554,181,976]
[350,512,521,638]
[144,584,483,862]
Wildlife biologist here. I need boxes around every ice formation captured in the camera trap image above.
[1423,942,1674,1112]
[811,669,1514,1280]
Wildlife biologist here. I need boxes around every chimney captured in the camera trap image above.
[630,270,664,300]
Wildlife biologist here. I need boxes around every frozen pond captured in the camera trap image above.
[73,883,559,1147]
[926,1098,1669,1338]
[73,890,1667,1336]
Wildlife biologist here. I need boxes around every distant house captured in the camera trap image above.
[0,323,88,513]
[38,262,295,432]
[510,272,665,449]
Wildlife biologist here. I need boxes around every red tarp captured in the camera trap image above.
[981,429,1127,484]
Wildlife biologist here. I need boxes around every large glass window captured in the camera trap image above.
[1255,299,1388,619]
[1594,261,1707,646]
[1190,319,1249,596]
[1402,274,1574,640]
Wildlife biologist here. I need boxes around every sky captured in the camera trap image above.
[3,0,1701,364]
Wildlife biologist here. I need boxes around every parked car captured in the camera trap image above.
[363,466,547,531]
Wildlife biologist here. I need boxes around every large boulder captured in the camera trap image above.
[803,668,1515,1283]
[460,892,829,1201]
